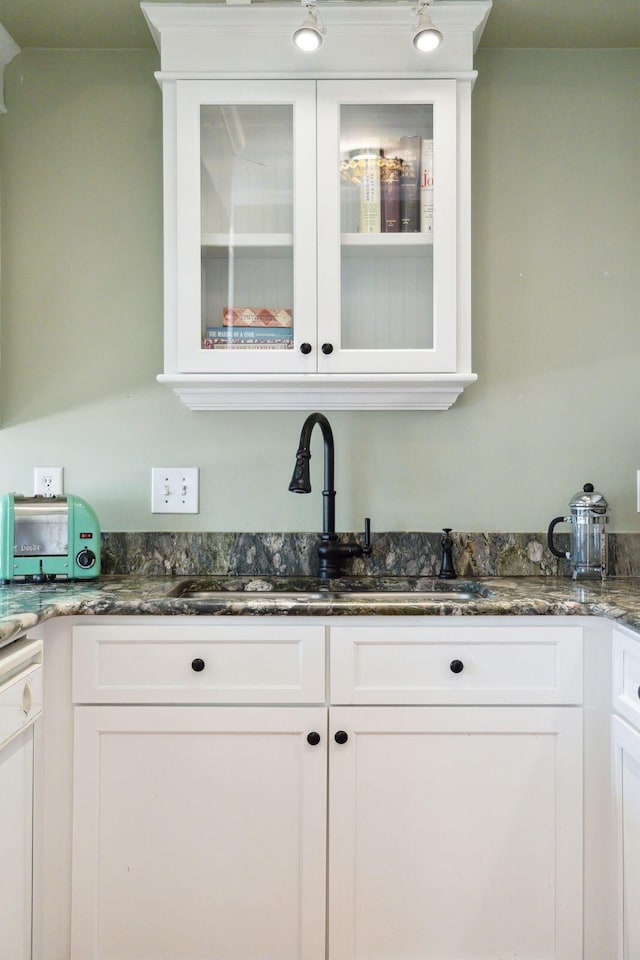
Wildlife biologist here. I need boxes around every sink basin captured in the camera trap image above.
[168,578,490,604]
[178,590,477,602]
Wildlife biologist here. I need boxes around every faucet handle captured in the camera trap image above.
[362,517,372,556]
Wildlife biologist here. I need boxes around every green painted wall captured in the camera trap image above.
[0,48,639,533]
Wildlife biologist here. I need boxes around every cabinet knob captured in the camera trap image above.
[334,730,348,744]
[307,731,321,746]
[321,342,334,355]
[300,342,312,355]
[449,659,464,674]
[637,685,640,700]
[191,658,206,672]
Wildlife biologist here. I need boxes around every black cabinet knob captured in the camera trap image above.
[300,342,312,355]
[450,659,464,674]
[334,730,348,744]
[321,343,334,355]
[637,685,640,700]
[191,658,205,672]
[307,731,321,746]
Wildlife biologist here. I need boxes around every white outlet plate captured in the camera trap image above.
[34,466,64,497]
[637,470,640,512]
[151,467,199,514]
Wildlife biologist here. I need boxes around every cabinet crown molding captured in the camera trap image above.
[142,1,491,74]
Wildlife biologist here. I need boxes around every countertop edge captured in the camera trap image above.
[1,575,639,647]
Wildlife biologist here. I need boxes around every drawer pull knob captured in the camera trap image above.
[191,658,206,673]
[637,685,640,700]
[307,731,321,746]
[334,730,349,744]
[450,659,464,674]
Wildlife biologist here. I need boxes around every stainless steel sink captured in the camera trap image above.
[168,579,489,604]
[178,590,477,602]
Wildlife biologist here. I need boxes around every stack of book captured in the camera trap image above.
[203,308,293,350]
[340,136,434,237]
[385,136,433,236]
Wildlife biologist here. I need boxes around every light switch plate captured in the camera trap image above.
[151,467,199,514]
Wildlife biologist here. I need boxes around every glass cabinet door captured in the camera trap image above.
[175,80,317,373]
[317,80,458,374]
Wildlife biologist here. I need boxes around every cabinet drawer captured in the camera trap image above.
[72,624,325,704]
[330,624,583,705]
[612,627,640,729]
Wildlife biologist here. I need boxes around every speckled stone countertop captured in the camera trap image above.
[1,574,640,647]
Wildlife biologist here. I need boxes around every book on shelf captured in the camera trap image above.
[206,326,293,341]
[380,154,401,233]
[398,136,420,233]
[222,307,293,327]
[420,138,434,239]
[351,147,381,234]
[203,339,293,350]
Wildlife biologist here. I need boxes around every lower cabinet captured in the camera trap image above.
[71,705,327,960]
[612,717,640,960]
[329,706,583,960]
[67,618,586,960]
[612,625,640,960]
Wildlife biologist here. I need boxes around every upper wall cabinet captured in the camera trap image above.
[142,2,491,411]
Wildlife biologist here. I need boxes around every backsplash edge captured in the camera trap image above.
[99,531,640,578]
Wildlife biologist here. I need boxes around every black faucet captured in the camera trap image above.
[288,412,371,579]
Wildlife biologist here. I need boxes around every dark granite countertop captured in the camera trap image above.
[1,574,640,647]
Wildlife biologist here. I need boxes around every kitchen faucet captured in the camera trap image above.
[288,412,371,579]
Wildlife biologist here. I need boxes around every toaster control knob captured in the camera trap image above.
[76,548,96,569]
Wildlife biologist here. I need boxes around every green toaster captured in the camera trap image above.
[0,494,101,582]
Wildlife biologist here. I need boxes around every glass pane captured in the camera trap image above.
[199,104,294,352]
[339,103,434,351]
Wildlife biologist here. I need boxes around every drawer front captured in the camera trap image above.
[72,624,326,704]
[330,624,583,705]
[612,627,640,730]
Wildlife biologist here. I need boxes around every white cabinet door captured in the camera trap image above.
[175,79,317,374]
[0,726,34,960]
[317,79,458,374]
[71,705,327,960]
[328,705,583,960]
[612,716,640,960]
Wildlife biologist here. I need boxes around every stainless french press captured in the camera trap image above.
[547,483,609,579]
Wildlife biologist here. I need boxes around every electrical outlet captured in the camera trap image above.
[637,470,640,512]
[34,466,64,497]
[151,467,199,514]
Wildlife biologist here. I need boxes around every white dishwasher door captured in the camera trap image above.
[0,637,44,960]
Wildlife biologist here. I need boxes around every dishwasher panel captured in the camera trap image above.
[0,637,43,748]
[0,636,43,960]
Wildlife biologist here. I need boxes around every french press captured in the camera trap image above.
[547,483,609,580]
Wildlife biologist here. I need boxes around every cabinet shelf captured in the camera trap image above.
[341,233,433,247]
[201,233,293,259]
